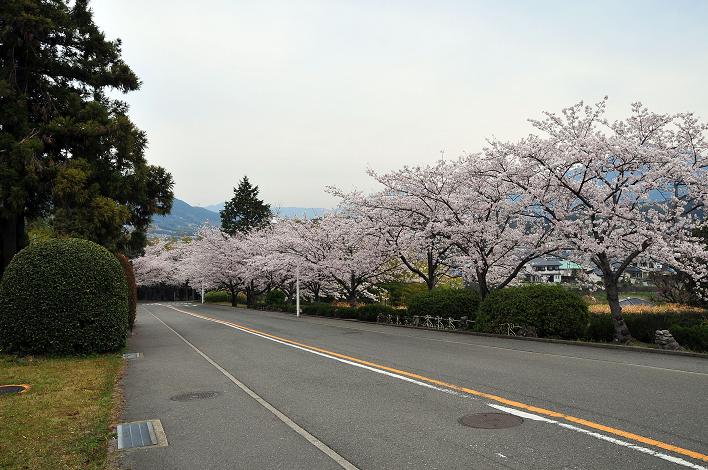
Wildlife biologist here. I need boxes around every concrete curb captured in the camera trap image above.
[196,302,708,359]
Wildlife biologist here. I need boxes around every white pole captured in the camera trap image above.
[296,266,300,317]
[201,283,205,304]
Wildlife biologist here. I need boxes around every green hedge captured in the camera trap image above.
[116,253,137,330]
[584,312,708,351]
[300,303,400,322]
[302,303,337,317]
[204,290,246,304]
[204,290,230,303]
[477,284,589,339]
[670,322,708,352]
[407,288,480,320]
[265,289,286,305]
[355,304,398,322]
[0,238,129,355]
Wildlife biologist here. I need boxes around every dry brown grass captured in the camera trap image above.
[0,353,123,470]
[588,303,706,315]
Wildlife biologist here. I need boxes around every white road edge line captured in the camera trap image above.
[157,304,707,470]
[147,309,359,470]
[487,404,706,470]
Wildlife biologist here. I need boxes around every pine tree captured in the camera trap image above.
[220,177,272,234]
[0,0,174,274]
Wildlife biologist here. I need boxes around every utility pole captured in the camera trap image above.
[201,283,205,304]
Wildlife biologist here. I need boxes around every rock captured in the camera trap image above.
[654,330,685,351]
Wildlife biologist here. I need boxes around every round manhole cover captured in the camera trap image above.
[170,391,220,402]
[0,385,29,396]
[459,413,523,429]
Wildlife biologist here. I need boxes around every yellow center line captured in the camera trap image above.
[163,305,708,463]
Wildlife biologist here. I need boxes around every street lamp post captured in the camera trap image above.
[296,266,300,317]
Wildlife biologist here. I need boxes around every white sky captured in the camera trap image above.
[90,0,708,208]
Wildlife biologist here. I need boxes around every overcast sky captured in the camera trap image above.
[91,0,708,208]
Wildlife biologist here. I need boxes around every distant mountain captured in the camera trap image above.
[149,199,331,237]
[204,202,329,220]
[149,198,220,237]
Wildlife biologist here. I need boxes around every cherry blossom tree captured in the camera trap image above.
[498,99,708,342]
[349,157,556,298]
[183,226,249,306]
[273,214,398,305]
[133,238,190,287]
[331,172,457,290]
[256,220,335,302]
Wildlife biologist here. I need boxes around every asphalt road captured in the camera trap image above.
[119,302,708,470]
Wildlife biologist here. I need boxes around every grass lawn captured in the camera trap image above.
[586,290,658,303]
[0,353,123,470]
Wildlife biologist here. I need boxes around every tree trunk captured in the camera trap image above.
[477,269,490,300]
[246,281,255,308]
[229,286,238,307]
[426,251,435,290]
[348,272,357,306]
[603,273,632,343]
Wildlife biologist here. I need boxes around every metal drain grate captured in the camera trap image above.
[170,391,220,402]
[0,384,29,396]
[459,412,524,429]
[117,420,158,449]
[122,352,142,360]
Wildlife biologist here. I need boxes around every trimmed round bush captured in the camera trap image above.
[477,284,589,339]
[116,253,138,331]
[407,288,480,320]
[0,238,129,355]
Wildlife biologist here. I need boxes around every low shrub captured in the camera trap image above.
[583,314,614,342]
[477,284,589,339]
[380,282,428,306]
[582,311,708,349]
[335,307,358,319]
[302,303,338,317]
[407,288,480,320]
[204,290,230,303]
[265,289,286,305]
[0,238,129,355]
[299,302,400,322]
[623,312,707,344]
[356,304,398,322]
[670,322,708,352]
[116,253,138,330]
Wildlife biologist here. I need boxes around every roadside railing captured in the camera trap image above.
[376,313,535,337]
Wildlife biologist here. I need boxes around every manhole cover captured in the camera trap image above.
[0,385,29,396]
[459,412,523,429]
[170,391,220,402]
[122,352,142,360]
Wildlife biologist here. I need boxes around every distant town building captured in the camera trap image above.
[525,256,583,284]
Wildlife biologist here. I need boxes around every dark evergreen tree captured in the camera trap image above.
[220,176,272,234]
[0,0,174,274]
